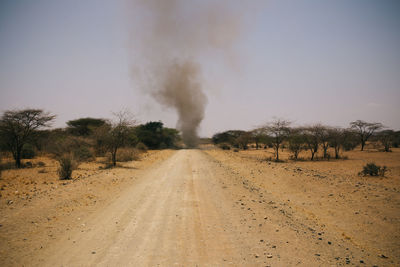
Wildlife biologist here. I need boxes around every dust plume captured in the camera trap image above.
[129,0,242,147]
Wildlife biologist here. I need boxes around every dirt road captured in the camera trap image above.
[23,149,398,266]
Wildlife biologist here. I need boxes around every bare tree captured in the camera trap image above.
[350,120,383,151]
[264,119,291,161]
[236,131,252,150]
[251,128,267,150]
[288,127,305,160]
[314,124,331,159]
[95,111,136,167]
[303,126,320,161]
[376,130,395,152]
[0,109,55,168]
[328,127,345,159]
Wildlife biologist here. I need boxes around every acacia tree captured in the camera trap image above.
[66,117,106,136]
[95,111,136,167]
[376,130,395,152]
[315,124,330,159]
[303,126,320,161]
[236,131,252,150]
[251,128,267,150]
[328,127,345,159]
[350,120,383,151]
[288,127,305,160]
[0,109,55,168]
[264,119,291,161]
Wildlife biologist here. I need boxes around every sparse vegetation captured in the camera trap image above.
[219,143,231,150]
[0,109,55,168]
[135,121,180,149]
[314,124,330,159]
[212,130,249,149]
[303,126,320,161]
[111,148,139,162]
[73,146,94,162]
[211,118,396,163]
[251,128,268,150]
[94,111,137,167]
[376,130,395,152]
[350,120,383,151]
[328,128,345,159]
[136,142,148,152]
[359,162,387,177]
[66,117,106,136]
[288,128,305,160]
[263,119,291,162]
[57,154,77,180]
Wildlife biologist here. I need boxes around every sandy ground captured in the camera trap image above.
[0,147,399,266]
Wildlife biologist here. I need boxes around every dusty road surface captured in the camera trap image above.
[34,149,261,266]
[3,149,398,266]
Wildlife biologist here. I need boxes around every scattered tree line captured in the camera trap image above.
[0,109,181,178]
[212,119,400,162]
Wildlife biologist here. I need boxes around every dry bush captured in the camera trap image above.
[107,148,140,163]
[359,162,387,177]
[219,143,231,150]
[0,160,15,170]
[73,146,94,162]
[136,142,148,152]
[57,154,78,180]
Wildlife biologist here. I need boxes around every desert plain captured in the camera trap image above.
[0,146,399,266]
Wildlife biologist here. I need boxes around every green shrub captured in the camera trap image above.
[73,146,94,162]
[21,144,35,159]
[136,142,148,152]
[57,154,77,180]
[359,162,387,177]
[219,143,231,150]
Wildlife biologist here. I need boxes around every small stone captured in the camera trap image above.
[266,254,273,258]
[359,260,364,263]
[328,241,332,245]
[92,251,96,254]
[254,254,259,258]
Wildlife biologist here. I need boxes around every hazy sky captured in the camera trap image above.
[1,0,399,136]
